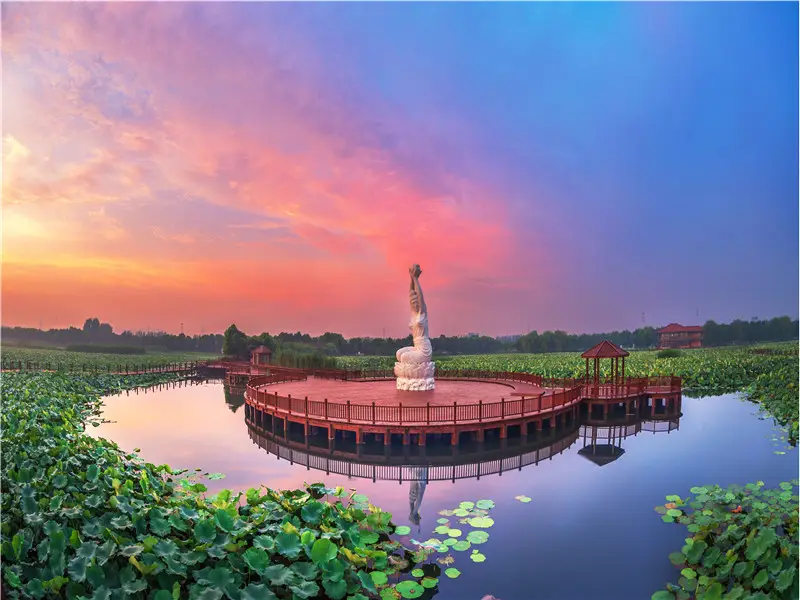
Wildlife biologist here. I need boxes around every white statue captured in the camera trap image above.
[394,264,436,390]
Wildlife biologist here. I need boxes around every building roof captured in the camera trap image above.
[581,340,629,359]
[658,323,704,334]
[252,345,272,354]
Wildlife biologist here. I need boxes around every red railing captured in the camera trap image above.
[245,380,581,426]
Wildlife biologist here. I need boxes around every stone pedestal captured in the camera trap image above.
[394,361,436,391]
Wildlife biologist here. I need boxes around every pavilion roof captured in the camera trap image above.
[252,345,272,354]
[581,340,629,359]
[657,323,704,333]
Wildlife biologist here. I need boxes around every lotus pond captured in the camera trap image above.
[79,379,797,600]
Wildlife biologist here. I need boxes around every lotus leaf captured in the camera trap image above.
[467,517,494,528]
[395,580,424,599]
[445,567,461,579]
[421,577,438,589]
[466,531,489,544]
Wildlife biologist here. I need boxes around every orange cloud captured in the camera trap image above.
[1,3,549,336]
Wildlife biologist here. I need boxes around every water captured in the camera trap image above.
[91,380,796,600]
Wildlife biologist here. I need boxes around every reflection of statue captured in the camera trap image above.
[408,466,428,530]
[395,264,436,390]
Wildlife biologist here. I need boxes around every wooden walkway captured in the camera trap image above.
[244,368,682,446]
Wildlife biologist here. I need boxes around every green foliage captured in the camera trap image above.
[222,324,249,359]
[2,348,217,370]
[652,481,799,600]
[64,345,148,355]
[744,361,799,443]
[657,349,683,359]
[0,372,420,599]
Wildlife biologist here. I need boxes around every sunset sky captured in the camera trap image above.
[2,2,797,338]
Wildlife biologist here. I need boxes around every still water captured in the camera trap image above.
[91,380,795,600]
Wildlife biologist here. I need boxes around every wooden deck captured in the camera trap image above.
[243,368,682,446]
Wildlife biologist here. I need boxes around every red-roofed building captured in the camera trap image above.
[657,323,703,349]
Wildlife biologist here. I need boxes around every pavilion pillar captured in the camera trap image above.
[621,358,625,383]
[585,358,589,380]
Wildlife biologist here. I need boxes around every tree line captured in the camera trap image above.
[3,315,797,358]
[2,318,224,354]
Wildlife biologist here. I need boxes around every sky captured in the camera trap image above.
[2,2,798,338]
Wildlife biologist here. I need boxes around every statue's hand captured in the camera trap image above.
[410,264,422,278]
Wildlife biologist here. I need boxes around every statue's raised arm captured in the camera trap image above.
[408,264,427,317]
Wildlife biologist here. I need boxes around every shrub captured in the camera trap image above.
[657,349,683,359]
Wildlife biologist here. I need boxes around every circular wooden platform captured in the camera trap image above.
[260,377,546,406]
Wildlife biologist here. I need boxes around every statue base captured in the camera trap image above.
[394,361,436,391]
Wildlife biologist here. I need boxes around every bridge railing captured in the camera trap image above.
[1,360,202,375]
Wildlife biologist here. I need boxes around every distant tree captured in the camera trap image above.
[83,318,100,333]
[222,324,249,358]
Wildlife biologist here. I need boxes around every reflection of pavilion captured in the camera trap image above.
[244,395,681,482]
[578,401,681,466]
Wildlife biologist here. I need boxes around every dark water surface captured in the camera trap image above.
[91,380,795,600]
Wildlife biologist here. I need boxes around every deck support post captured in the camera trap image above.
[476,428,485,442]
[418,432,426,447]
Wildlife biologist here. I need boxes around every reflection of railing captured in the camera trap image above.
[641,420,680,433]
[246,425,582,482]
[246,382,581,426]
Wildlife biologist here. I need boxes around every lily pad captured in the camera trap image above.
[436,518,449,525]
[434,526,451,535]
[452,540,471,552]
[411,568,425,578]
[452,508,470,517]
[515,495,532,503]
[446,529,462,538]
[395,580,424,599]
[466,531,489,544]
[420,577,438,589]
[444,568,461,579]
[459,501,475,510]
[371,571,389,586]
[470,550,486,563]
[476,500,495,510]
[467,516,494,528]
[394,526,411,536]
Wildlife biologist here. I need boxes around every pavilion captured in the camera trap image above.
[581,340,629,383]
